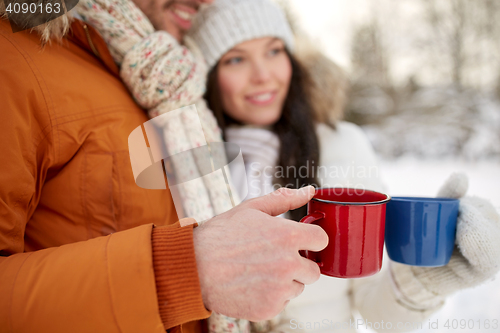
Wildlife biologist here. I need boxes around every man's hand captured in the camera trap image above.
[193,186,329,321]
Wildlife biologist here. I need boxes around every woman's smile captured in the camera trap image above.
[245,90,278,106]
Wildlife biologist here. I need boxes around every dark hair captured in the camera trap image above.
[205,50,320,221]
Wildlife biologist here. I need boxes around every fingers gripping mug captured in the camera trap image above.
[300,188,391,278]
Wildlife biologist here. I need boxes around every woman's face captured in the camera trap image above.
[217,37,292,126]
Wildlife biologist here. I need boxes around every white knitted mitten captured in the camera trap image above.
[390,173,500,311]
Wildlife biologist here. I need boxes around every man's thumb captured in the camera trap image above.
[245,186,315,217]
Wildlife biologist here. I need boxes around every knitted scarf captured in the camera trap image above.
[74,0,279,332]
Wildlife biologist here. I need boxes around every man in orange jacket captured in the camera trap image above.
[0,0,328,332]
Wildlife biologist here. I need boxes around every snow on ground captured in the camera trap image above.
[364,158,500,333]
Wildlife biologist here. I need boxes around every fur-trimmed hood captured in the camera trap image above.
[294,33,348,125]
[0,1,75,45]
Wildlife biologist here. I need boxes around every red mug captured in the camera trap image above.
[300,188,391,278]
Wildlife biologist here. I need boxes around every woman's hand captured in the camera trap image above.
[390,173,500,310]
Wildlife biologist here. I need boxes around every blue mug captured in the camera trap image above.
[385,197,459,266]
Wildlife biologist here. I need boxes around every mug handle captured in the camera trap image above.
[299,211,326,267]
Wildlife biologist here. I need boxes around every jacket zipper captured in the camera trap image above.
[82,24,101,59]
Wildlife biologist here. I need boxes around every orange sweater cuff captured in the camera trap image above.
[152,218,211,330]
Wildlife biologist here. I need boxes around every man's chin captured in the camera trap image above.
[161,10,189,42]
[167,29,184,42]
[152,16,183,42]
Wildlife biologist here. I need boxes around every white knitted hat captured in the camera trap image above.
[188,0,295,70]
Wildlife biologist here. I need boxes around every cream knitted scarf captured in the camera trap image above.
[74,0,278,332]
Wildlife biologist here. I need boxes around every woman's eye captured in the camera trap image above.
[225,57,243,65]
[268,48,283,56]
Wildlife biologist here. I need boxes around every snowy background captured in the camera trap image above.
[288,0,500,332]
[288,0,500,160]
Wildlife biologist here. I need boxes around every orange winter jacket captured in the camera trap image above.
[0,17,210,333]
